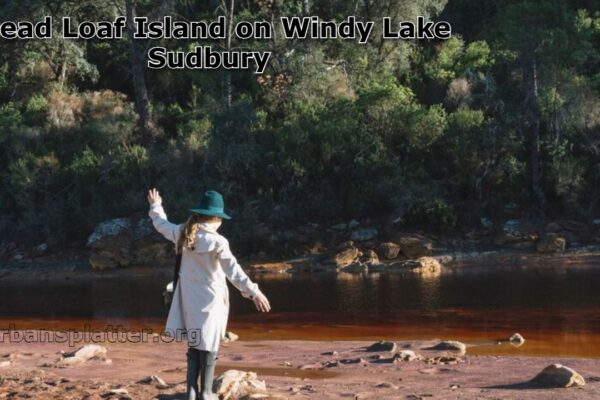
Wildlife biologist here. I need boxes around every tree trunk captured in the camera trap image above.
[224,0,235,108]
[126,0,153,141]
[301,0,309,16]
[523,55,546,209]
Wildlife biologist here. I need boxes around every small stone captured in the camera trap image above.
[136,375,166,386]
[320,351,338,356]
[509,333,525,345]
[224,331,239,342]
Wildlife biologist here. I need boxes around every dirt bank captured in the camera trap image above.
[1,334,599,399]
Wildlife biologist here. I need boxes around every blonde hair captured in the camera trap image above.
[177,214,221,252]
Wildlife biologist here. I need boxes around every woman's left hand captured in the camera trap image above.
[252,292,271,312]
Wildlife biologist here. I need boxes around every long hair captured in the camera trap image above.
[177,214,218,252]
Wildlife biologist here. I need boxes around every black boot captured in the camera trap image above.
[199,350,219,400]
[186,348,201,400]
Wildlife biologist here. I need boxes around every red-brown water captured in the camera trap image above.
[2,264,600,358]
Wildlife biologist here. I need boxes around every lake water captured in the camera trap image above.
[2,263,600,358]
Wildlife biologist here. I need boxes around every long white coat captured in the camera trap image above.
[149,203,262,352]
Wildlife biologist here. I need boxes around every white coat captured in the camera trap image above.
[148,203,262,352]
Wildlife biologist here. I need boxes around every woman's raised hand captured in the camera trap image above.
[147,188,163,206]
[253,292,271,312]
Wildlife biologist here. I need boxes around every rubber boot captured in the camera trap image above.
[199,350,219,400]
[186,348,201,400]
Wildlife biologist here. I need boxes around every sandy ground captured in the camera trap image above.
[1,333,600,399]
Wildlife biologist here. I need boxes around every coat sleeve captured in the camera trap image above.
[148,203,180,245]
[216,238,261,300]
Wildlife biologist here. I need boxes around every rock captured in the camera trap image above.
[87,216,175,270]
[329,223,348,231]
[35,243,49,255]
[531,364,585,388]
[58,344,107,366]
[102,388,129,398]
[246,262,292,273]
[377,242,401,259]
[425,355,463,365]
[340,263,368,273]
[214,369,267,400]
[545,222,562,233]
[509,333,525,345]
[338,357,365,364]
[375,382,398,389]
[0,360,11,367]
[494,219,539,245]
[480,218,494,229]
[393,234,433,258]
[320,351,338,356]
[537,233,566,253]
[406,257,442,275]
[397,350,420,361]
[223,331,239,342]
[13,254,23,261]
[330,246,361,269]
[427,340,466,353]
[136,375,167,387]
[348,219,360,229]
[350,228,378,242]
[360,249,379,265]
[366,341,397,352]
[388,257,442,276]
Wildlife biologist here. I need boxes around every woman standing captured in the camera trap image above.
[147,188,271,400]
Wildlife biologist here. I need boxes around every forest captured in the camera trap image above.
[0,0,599,254]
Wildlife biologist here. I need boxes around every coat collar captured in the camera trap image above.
[198,221,221,233]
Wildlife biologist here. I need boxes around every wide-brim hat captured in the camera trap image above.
[189,190,231,219]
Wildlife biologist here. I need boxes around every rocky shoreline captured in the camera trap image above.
[1,215,600,281]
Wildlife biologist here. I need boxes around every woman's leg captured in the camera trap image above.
[199,350,219,400]
[186,347,201,400]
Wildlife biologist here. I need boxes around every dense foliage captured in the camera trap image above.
[1,0,599,251]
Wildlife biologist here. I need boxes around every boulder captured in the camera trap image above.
[366,341,397,352]
[537,233,566,254]
[377,242,401,260]
[214,369,267,400]
[329,246,361,269]
[350,227,378,242]
[494,219,539,246]
[87,216,174,270]
[427,340,466,353]
[393,234,433,258]
[531,364,585,388]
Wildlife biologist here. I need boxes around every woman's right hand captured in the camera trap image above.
[252,292,271,312]
[147,188,162,206]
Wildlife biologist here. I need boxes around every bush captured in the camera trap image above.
[404,198,458,233]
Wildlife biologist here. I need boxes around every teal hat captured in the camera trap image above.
[190,190,231,219]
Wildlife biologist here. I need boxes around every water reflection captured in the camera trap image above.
[1,263,600,357]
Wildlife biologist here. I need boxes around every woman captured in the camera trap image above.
[147,188,271,400]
